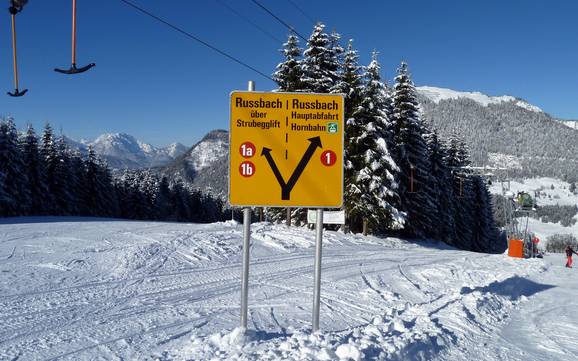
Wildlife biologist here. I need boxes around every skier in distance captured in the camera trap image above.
[565,245,578,268]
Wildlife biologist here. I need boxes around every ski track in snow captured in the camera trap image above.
[0,218,574,360]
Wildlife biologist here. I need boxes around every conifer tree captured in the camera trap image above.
[0,118,30,215]
[41,123,60,214]
[347,53,404,233]
[54,136,76,215]
[156,176,173,220]
[335,40,364,231]
[447,132,475,249]
[0,169,9,213]
[21,125,49,215]
[392,62,437,238]
[273,34,304,92]
[301,23,341,93]
[69,149,87,215]
[425,128,456,243]
[471,175,500,252]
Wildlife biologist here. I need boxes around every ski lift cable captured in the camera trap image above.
[284,0,315,24]
[249,0,308,42]
[118,0,275,82]
[214,0,283,44]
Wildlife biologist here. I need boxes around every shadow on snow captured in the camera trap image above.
[460,276,555,300]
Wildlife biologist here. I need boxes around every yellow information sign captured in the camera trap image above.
[229,91,344,208]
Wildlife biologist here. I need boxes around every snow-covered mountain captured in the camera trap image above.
[162,129,229,197]
[417,86,543,113]
[66,133,187,169]
[417,86,578,182]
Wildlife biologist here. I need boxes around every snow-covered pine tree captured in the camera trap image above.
[301,23,341,93]
[392,62,437,238]
[116,170,147,219]
[471,174,502,253]
[139,170,160,220]
[171,179,192,221]
[425,127,457,243]
[54,136,77,215]
[0,168,9,213]
[446,131,475,249]
[0,118,31,216]
[84,146,119,217]
[328,30,344,86]
[334,40,364,231]
[69,149,88,215]
[273,33,304,92]
[83,146,100,216]
[21,125,49,215]
[346,52,404,234]
[334,40,363,128]
[156,176,173,220]
[41,123,61,214]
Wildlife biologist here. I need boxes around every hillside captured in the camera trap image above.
[161,129,229,197]
[416,86,578,182]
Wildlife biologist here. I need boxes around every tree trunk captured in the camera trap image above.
[286,208,291,226]
[259,208,264,222]
[362,219,368,236]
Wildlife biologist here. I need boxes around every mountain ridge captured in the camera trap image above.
[65,132,187,169]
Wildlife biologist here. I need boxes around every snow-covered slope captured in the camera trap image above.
[556,119,578,130]
[185,131,228,171]
[417,86,543,112]
[162,129,229,197]
[1,218,575,360]
[66,133,187,169]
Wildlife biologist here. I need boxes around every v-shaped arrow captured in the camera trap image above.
[261,136,323,200]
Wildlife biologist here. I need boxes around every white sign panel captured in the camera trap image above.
[307,210,345,225]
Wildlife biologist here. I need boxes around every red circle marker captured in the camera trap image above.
[239,141,256,158]
[239,161,255,177]
[321,150,337,166]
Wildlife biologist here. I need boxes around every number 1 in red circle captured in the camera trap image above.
[321,150,337,166]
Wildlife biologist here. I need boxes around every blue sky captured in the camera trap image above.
[3,0,577,146]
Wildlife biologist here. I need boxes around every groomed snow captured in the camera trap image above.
[0,218,576,360]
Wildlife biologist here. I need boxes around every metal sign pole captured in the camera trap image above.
[312,208,324,332]
[240,80,255,330]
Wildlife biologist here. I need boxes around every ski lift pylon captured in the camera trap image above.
[54,0,95,74]
[7,4,27,97]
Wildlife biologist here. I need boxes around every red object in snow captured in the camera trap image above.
[532,237,540,244]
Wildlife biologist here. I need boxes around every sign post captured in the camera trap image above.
[312,208,323,332]
[239,80,255,330]
[230,90,344,332]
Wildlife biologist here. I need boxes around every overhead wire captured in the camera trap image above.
[284,0,316,25]
[249,0,308,42]
[214,0,283,44]
[118,0,274,82]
